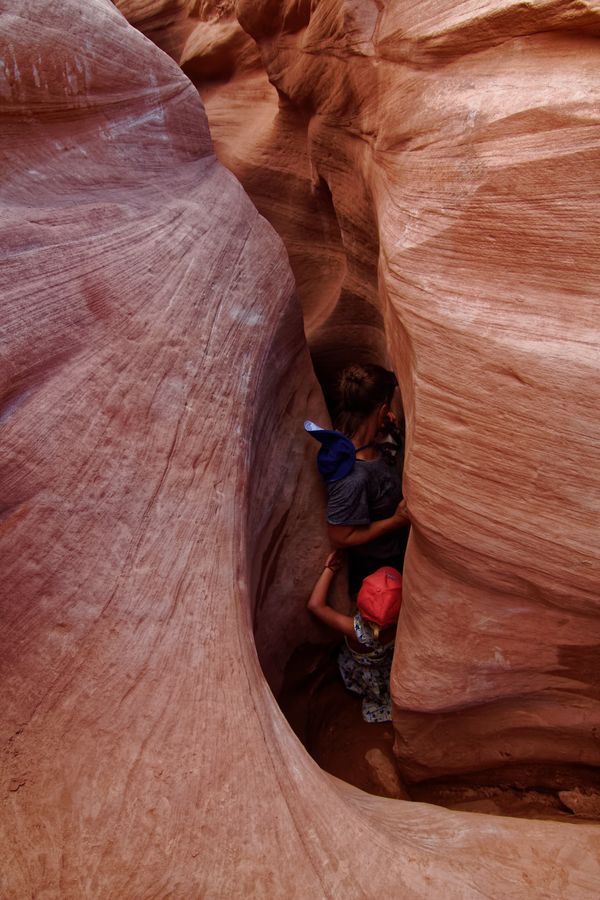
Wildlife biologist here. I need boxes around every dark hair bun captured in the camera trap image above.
[337,363,397,415]
[338,365,370,412]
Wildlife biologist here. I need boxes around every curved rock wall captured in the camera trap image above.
[378,24,600,779]
[171,0,600,782]
[116,0,390,402]
[3,1,600,897]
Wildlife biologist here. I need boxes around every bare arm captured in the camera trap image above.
[328,499,409,549]
[307,552,355,639]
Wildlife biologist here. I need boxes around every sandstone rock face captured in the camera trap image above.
[174,0,600,782]
[114,0,262,79]
[374,16,600,784]
[3,1,600,898]
[116,0,388,402]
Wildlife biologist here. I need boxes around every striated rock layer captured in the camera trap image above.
[163,0,600,783]
[2,1,600,897]
[114,0,388,403]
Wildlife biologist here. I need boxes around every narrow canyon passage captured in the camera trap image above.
[4,3,600,897]
[183,18,600,825]
[145,0,600,829]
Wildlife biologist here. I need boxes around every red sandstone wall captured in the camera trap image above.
[160,0,600,782]
[3,1,600,896]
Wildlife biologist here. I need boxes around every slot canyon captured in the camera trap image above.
[2,0,600,896]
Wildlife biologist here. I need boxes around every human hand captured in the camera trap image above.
[393,498,409,523]
[324,550,343,572]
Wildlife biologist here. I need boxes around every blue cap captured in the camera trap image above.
[304,420,356,482]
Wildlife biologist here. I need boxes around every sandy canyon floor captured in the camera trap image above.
[280,645,600,824]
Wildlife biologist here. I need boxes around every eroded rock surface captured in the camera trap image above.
[114,0,387,402]
[155,0,600,784]
[2,1,600,897]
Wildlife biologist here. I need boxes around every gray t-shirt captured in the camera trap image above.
[326,455,402,559]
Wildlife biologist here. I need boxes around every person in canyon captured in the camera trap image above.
[307,551,402,722]
[305,363,410,596]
